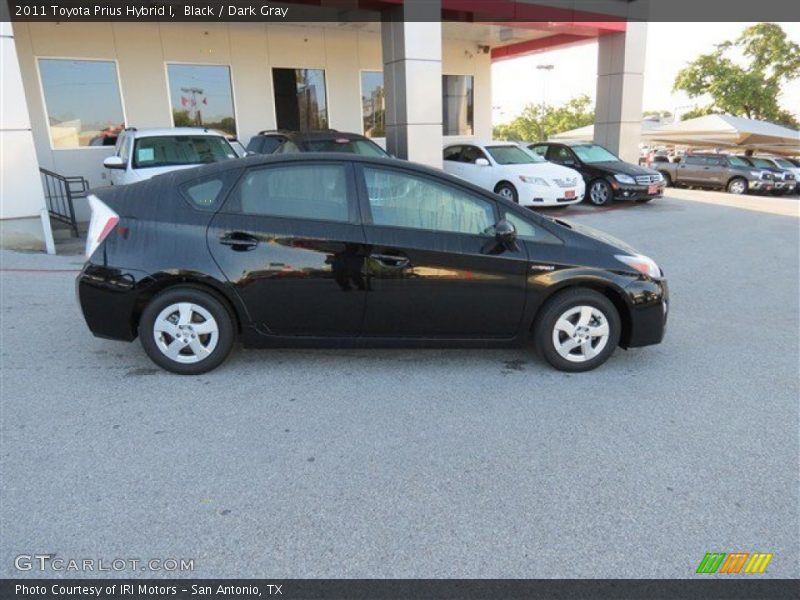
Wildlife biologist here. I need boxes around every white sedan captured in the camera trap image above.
[443,142,585,207]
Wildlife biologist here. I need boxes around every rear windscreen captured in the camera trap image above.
[303,139,388,157]
[133,136,237,169]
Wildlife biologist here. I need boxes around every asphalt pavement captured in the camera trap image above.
[1,189,798,578]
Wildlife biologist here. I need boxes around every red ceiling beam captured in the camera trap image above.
[491,33,594,61]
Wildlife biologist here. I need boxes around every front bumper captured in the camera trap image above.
[519,182,585,207]
[749,179,774,191]
[623,277,669,348]
[611,182,665,201]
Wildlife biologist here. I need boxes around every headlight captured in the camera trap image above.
[750,171,762,177]
[653,172,663,182]
[519,175,549,186]
[615,254,661,278]
[614,174,636,184]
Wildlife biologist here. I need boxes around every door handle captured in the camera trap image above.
[219,232,259,251]
[371,253,410,268]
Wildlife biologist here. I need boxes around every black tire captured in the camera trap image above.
[726,177,748,195]
[139,286,235,375]
[494,181,518,203]
[660,172,672,187]
[533,288,621,372]
[587,179,613,206]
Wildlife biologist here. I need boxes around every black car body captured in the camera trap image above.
[77,154,668,374]
[246,129,390,157]
[529,142,665,206]
[654,153,775,195]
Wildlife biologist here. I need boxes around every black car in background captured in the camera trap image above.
[529,142,665,206]
[247,129,390,157]
[77,154,668,375]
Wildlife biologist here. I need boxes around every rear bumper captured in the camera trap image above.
[623,277,669,347]
[76,264,146,341]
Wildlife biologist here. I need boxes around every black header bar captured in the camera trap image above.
[3,0,800,23]
[2,579,800,600]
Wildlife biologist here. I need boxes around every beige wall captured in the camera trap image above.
[13,21,491,220]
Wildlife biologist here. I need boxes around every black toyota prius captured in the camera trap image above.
[77,153,668,375]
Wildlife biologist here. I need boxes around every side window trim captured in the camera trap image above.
[219,160,361,224]
[353,163,500,234]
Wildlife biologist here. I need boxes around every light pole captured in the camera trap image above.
[536,64,554,140]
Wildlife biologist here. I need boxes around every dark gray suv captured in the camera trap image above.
[654,153,775,195]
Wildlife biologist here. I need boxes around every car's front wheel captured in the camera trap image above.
[139,287,235,375]
[534,288,621,372]
[727,177,748,195]
[494,182,518,203]
[587,179,613,206]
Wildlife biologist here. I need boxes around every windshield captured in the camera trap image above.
[571,144,620,163]
[132,136,236,169]
[774,158,795,169]
[728,156,750,167]
[485,145,543,165]
[748,158,774,169]
[304,139,389,157]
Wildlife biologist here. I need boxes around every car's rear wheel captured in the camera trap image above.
[139,287,235,375]
[661,172,672,187]
[587,179,613,206]
[534,288,621,372]
[727,177,748,195]
[494,182,518,203]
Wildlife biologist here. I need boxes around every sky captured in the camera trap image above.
[491,22,800,125]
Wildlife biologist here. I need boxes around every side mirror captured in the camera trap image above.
[494,219,517,245]
[475,158,490,167]
[103,156,125,170]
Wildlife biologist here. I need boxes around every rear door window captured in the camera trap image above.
[229,163,354,223]
[443,146,463,162]
[684,156,707,166]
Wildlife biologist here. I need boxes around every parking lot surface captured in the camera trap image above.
[1,190,798,578]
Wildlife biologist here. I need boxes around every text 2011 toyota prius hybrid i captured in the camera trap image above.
[77,154,668,375]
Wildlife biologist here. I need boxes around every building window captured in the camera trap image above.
[167,64,237,136]
[38,59,125,148]
[272,68,328,131]
[442,74,474,136]
[360,71,385,138]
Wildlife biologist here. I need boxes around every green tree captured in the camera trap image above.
[493,95,594,142]
[673,23,800,128]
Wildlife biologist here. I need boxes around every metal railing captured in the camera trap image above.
[39,168,88,237]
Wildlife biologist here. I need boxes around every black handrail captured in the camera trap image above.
[39,168,87,237]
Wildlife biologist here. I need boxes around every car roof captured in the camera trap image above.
[125,127,229,138]
[163,152,534,210]
[253,130,370,142]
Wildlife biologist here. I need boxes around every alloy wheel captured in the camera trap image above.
[153,302,219,364]
[551,305,610,363]
[729,180,746,194]
[589,182,610,205]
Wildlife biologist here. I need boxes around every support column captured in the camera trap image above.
[0,21,54,253]
[594,22,647,164]
[381,2,442,168]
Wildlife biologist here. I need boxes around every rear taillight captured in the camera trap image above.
[85,194,119,258]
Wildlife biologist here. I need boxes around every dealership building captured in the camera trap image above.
[0,1,646,252]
